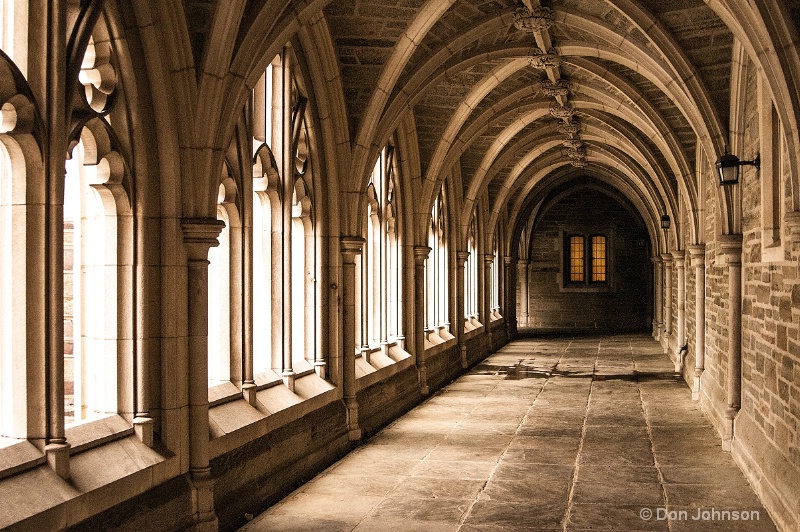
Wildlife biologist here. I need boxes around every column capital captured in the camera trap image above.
[660,253,673,264]
[651,255,663,265]
[484,253,494,264]
[413,245,431,265]
[671,249,685,266]
[517,259,530,267]
[181,218,225,261]
[340,236,365,262]
[719,233,743,265]
[687,244,706,266]
[456,250,470,266]
[503,255,515,266]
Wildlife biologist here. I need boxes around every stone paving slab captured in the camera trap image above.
[240,333,779,532]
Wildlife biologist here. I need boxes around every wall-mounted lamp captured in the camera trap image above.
[660,214,671,230]
[715,151,760,186]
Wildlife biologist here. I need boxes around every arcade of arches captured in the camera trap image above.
[0,0,799,530]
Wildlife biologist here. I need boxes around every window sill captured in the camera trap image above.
[355,342,414,391]
[208,371,338,458]
[0,438,45,481]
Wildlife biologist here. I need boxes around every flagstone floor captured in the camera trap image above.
[241,333,778,531]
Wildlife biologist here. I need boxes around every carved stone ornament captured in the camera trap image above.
[549,102,574,119]
[541,79,571,98]
[557,119,581,136]
[564,146,586,159]
[562,138,584,150]
[570,158,588,168]
[529,48,562,69]
[513,6,554,32]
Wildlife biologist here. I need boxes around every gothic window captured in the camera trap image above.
[359,146,402,351]
[465,213,479,320]
[250,47,319,381]
[426,183,449,333]
[62,31,131,425]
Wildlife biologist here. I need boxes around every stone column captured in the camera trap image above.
[688,244,706,400]
[651,256,663,340]
[182,218,225,530]
[504,256,515,338]
[340,237,364,442]
[673,249,686,371]
[456,251,469,368]
[517,260,530,327]
[414,246,431,394]
[661,253,673,350]
[720,234,743,451]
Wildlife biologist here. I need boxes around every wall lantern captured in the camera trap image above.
[660,214,671,230]
[715,151,760,186]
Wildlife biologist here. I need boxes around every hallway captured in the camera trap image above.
[242,334,776,532]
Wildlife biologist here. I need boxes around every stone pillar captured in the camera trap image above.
[720,234,743,451]
[413,246,431,394]
[182,218,225,531]
[651,256,663,340]
[456,251,469,368]
[517,260,530,327]
[503,255,515,338]
[688,244,706,400]
[661,253,673,350]
[673,250,686,371]
[340,237,364,442]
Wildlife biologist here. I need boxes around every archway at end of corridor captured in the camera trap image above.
[515,178,652,334]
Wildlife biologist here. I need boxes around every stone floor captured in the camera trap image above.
[241,333,778,531]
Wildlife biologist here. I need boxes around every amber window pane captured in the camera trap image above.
[591,235,607,282]
[569,236,585,282]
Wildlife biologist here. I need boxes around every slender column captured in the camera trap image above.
[504,256,515,338]
[517,260,530,327]
[413,246,431,394]
[672,250,686,371]
[661,253,673,350]
[340,237,364,441]
[456,251,469,368]
[35,0,69,480]
[281,50,295,392]
[182,219,224,530]
[720,234,743,451]
[688,245,706,400]
[651,256,663,340]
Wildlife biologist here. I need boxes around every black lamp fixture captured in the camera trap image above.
[660,214,671,231]
[715,150,760,186]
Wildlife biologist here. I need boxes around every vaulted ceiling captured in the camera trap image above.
[321,0,737,246]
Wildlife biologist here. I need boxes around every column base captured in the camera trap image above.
[314,361,327,379]
[45,442,70,479]
[134,416,154,447]
[692,369,703,401]
[282,370,296,392]
[242,383,258,407]
[722,407,738,452]
[345,397,361,442]
[189,467,218,531]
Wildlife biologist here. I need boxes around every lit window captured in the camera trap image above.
[569,235,585,282]
[591,235,607,282]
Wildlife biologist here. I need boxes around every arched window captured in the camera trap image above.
[250,47,320,385]
[208,184,232,386]
[360,146,403,351]
[63,125,131,425]
[465,212,479,320]
[426,183,450,337]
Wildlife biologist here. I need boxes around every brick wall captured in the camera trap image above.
[524,186,651,332]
